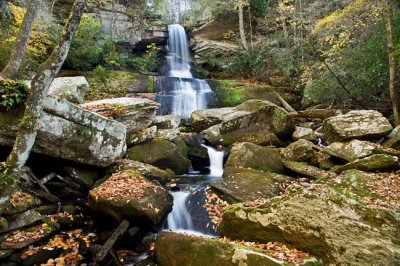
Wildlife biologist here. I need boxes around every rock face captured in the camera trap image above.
[225,142,286,174]
[220,184,400,265]
[89,170,172,224]
[201,100,295,146]
[322,110,393,144]
[156,232,319,266]
[48,77,90,104]
[80,97,158,135]
[126,139,191,175]
[0,96,126,167]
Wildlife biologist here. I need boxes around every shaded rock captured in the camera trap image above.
[383,125,400,149]
[283,161,336,179]
[156,128,180,141]
[280,139,318,164]
[110,159,175,185]
[220,185,400,265]
[63,166,101,189]
[81,97,158,135]
[152,115,181,129]
[225,142,286,174]
[181,133,209,171]
[0,217,8,231]
[126,139,191,175]
[292,127,317,142]
[211,168,292,203]
[156,232,319,266]
[191,107,235,132]
[322,110,393,144]
[0,191,39,215]
[0,210,42,234]
[334,154,400,173]
[0,96,126,167]
[127,126,157,147]
[89,170,173,224]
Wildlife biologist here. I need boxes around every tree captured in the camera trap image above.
[5,0,87,177]
[238,1,248,50]
[382,0,399,125]
[0,0,10,20]
[0,0,42,79]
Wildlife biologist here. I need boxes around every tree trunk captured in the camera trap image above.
[383,0,400,125]
[0,0,42,79]
[5,0,86,176]
[0,0,10,20]
[238,4,248,50]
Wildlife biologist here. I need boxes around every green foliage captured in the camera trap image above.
[144,43,161,71]
[250,0,269,16]
[102,39,120,68]
[0,162,17,189]
[125,54,148,71]
[65,15,104,70]
[0,79,29,110]
[93,65,107,84]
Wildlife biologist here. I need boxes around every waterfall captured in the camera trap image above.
[166,191,194,231]
[202,145,224,178]
[156,24,214,118]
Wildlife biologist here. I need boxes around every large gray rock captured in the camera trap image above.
[0,96,126,167]
[127,126,157,147]
[220,184,400,265]
[152,115,181,129]
[202,100,295,146]
[81,97,158,135]
[280,139,318,164]
[334,154,400,173]
[126,139,191,175]
[89,170,172,224]
[191,107,235,132]
[324,140,377,161]
[156,232,319,266]
[48,76,90,103]
[383,125,400,149]
[322,110,393,144]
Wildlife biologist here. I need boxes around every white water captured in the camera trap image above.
[166,24,213,118]
[202,145,224,178]
[166,191,194,231]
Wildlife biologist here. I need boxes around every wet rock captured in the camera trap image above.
[191,107,235,132]
[0,96,126,167]
[181,133,209,171]
[225,142,286,174]
[152,115,181,129]
[155,232,320,266]
[126,139,191,175]
[89,170,173,224]
[220,184,400,265]
[0,210,42,234]
[127,126,157,147]
[334,154,400,173]
[280,139,318,165]
[322,110,393,144]
[186,188,217,235]
[110,159,175,185]
[292,127,317,142]
[383,125,400,149]
[81,97,158,135]
[283,161,336,180]
[211,168,292,202]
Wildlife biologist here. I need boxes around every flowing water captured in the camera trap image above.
[164,145,224,235]
[156,24,214,118]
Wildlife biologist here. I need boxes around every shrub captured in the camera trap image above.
[0,79,29,110]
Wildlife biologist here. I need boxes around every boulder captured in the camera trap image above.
[63,166,101,189]
[334,154,400,173]
[89,170,172,224]
[156,128,180,141]
[292,127,317,142]
[225,142,286,174]
[152,115,181,129]
[110,159,175,185]
[181,133,209,171]
[126,139,191,175]
[156,232,319,266]
[127,126,157,147]
[220,185,400,265]
[322,110,393,144]
[80,97,158,135]
[48,76,90,103]
[211,168,292,202]
[280,139,318,165]
[383,125,400,149]
[283,161,336,180]
[0,96,126,167]
[191,107,235,132]
[323,140,376,161]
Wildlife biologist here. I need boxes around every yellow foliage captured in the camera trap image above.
[8,3,25,28]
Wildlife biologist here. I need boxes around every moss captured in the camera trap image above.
[0,217,8,230]
[146,76,154,93]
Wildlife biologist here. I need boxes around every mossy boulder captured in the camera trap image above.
[126,139,191,175]
[109,159,175,185]
[334,154,400,173]
[322,110,393,144]
[89,170,173,224]
[191,107,235,132]
[220,185,400,265]
[283,161,336,180]
[211,168,292,203]
[155,232,320,266]
[225,142,286,174]
[280,139,318,165]
[323,140,376,161]
[292,127,317,142]
[127,126,157,147]
[0,191,39,215]
[0,217,8,231]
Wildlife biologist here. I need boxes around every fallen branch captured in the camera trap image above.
[273,91,298,114]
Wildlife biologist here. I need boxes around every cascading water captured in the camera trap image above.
[156,24,214,118]
[164,145,224,235]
